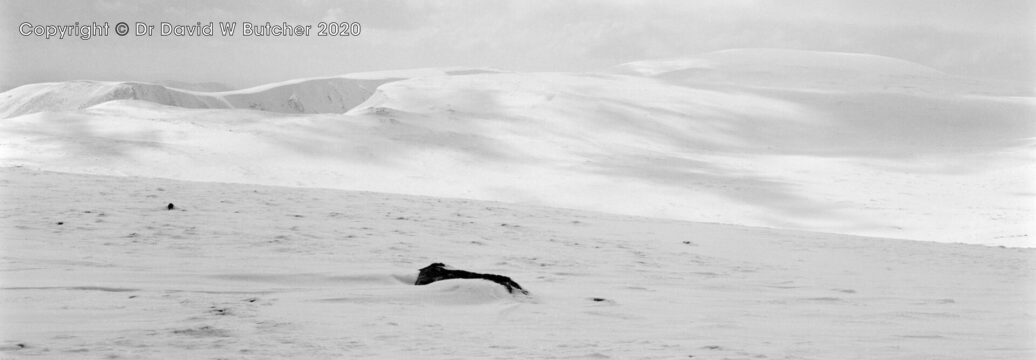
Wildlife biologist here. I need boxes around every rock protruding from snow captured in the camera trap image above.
[415,263,529,295]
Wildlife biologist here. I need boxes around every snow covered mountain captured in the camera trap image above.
[615,48,1032,96]
[0,50,1032,246]
[154,80,234,92]
[0,68,500,118]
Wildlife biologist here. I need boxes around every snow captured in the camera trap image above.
[1,167,1033,359]
[154,81,234,92]
[0,67,500,118]
[1,48,1034,358]
[617,49,947,77]
[616,49,1032,96]
[1,50,1031,245]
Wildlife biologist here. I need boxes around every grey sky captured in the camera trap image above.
[1,0,1032,90]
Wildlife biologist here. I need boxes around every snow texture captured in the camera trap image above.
[0,168,1033,359]
[1,50,1031,245]
[0,49,1034,359]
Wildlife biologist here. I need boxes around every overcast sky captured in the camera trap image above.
[1,0,1032,90]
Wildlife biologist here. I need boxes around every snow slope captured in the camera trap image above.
[350,69,1035,245]
[0,50,1032,246]
[1,168,1033,359]
[155,81,234,92]
[0,68,498,118]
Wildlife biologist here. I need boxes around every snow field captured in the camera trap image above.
[1,168,1032,359]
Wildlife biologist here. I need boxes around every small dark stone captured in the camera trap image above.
[415,263,528,295]
[17,343,25,349]
[57,222,64,225]
[592,297,606,302]
[167,203,175,210]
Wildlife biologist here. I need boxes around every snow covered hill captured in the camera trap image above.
[615,48,1033,96]
[0,50,1032,246]
[0,68,499,118]
[617,48,945,80]
[154,81,234,92]
[1,168,1032,359]
[0,81,229,119]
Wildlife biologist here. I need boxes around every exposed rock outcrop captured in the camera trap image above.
[415,263,529,295]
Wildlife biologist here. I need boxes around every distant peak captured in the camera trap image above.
[704,48,945,75]
[616,48,945,77]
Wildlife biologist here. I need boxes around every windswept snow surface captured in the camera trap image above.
[2,50,1032,245]
[1,49,1034,359]
[1,168,1033,359]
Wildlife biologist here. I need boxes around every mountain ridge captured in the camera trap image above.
[0,67,502,119]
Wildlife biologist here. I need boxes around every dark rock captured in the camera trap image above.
[167,203,175,210]
[415,263,528,295]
